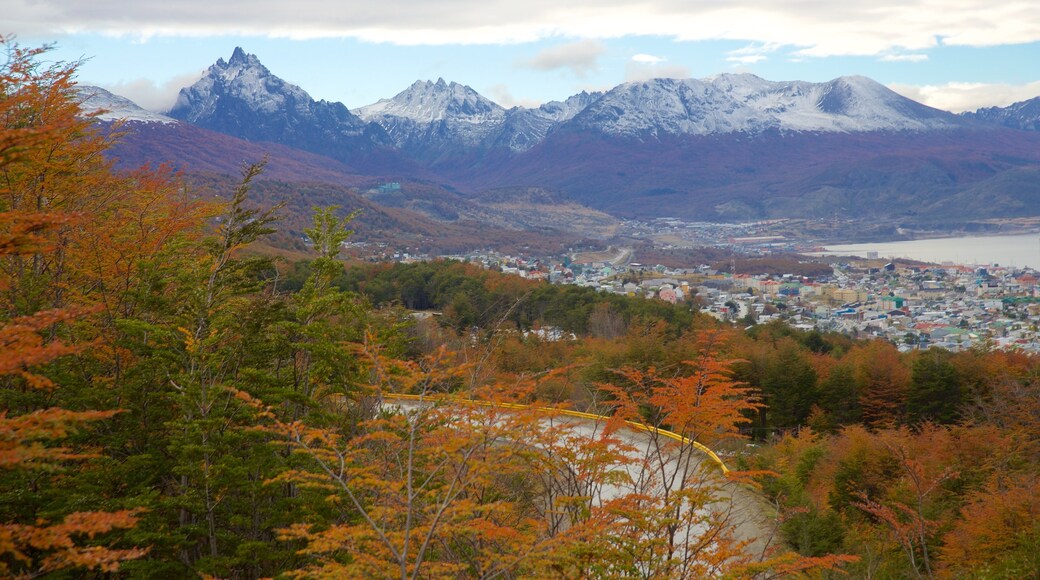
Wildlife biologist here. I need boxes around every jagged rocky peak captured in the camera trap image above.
[166,47,380,158]
[170,47,317,120]
[355,79,505,123]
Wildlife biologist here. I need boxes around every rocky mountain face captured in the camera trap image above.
[966,97,1040,131]
[164,50,978,161]
[492,91,604,151]
[168,47,391,162]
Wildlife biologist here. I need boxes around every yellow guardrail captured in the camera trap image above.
[381,392,729,474]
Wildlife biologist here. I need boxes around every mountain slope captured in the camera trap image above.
[101,53,1040,228]
[99,119,372,184]
[461,126,1040,222]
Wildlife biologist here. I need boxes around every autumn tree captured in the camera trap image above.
[939,475,1040,576]
[0,305,147,577]
[241,348,569,578]
[848,341,910,428]
[0,39,146,575]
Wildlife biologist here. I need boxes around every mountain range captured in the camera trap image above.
[78,48,1040,236]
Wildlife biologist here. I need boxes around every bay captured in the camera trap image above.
[817,232,1040,269]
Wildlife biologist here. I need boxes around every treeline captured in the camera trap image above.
[324,260,699,336]
[734,322,996,434]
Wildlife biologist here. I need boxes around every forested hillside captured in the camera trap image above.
[2,40,1038,578]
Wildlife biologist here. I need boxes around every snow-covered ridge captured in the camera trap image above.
[965,96,1040,131]
[530,90,604,123]
[572,73,962,137]
[355,80,606,151]
[75,86,176,124]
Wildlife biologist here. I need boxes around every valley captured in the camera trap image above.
[74,47,1040,263]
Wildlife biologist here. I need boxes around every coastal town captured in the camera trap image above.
[355,217,1040,353]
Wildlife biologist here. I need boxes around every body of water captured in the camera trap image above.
[817,232,1040,269]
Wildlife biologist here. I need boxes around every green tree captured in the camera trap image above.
[762,339,819,430]
[908,349,963,424]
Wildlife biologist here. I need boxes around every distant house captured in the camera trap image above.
[658,287,678,304]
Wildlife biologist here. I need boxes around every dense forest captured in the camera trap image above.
[2,40,1038,578]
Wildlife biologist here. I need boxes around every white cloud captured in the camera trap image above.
[727,55,767,64]
[95,70,205,112]
[624,51,688,81]
[725,42,779,65]
[520,40,606,77]
[888,80,1040,112]
[486,84,541,108]
[8,0,1040,57]
[879,53,929,62]
[624,62,691,83]
[631,53,665,64]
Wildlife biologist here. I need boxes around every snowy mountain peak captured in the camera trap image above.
[75,86,176,124]
[355,79,505,123]
[534,90,604,122]
[170,48,313,119]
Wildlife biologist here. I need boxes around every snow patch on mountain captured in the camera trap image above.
[493,91,604,151]
[533,91,604,123]
[356,82,606,152]
[76,86,176,124]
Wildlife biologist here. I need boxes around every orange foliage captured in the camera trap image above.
[0,38,146,577]
[847,342,909,428]
[232,334,852,578]
[0,509,147,579]
[939,475,1040,574]
[602,331,761,445]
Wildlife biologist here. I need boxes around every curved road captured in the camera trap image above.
[383,394,776,560]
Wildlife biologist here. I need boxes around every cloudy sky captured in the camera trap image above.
[7,0,1040,113]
